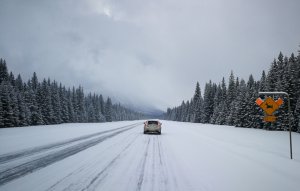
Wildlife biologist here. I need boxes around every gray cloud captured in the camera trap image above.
[1,0,300,111]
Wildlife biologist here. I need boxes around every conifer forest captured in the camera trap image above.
[165,51,300,133]
[0,59,144,128]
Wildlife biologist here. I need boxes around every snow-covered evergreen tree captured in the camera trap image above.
[210,84,222,124]
[202,81,214,123]
[0,82,16,127]
[226,71,236,106]
[71,87,79,122]
[38,79,55,124]
[243,75,258,128]
[233,79,248,127]
[16,92,28,126]
[85,93,96,122]
[51,81,62,124]
[259,70,267,92]
[105,97,113,122]
[266,59,278,91]
[31,72,39,91]
[9,72,15,87]
[76,86,86,122]
[297,97,300,132]
[0,93,4,127]
[59,85,70,123]
[216,101,227,125]
[0,59,9,83]
[15,74,24,92]
[215,78,227,125]
[67,88,75,122]
[192,82,203,123]
[24,83,43,125]
[226,76,239,126]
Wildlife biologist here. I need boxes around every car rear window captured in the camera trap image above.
[148,121,158,125]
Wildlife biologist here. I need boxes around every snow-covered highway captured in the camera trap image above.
[0,121,299,191]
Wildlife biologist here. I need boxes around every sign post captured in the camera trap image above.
[256,92,293,159]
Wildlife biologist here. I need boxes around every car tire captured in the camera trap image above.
[158,131,161,135]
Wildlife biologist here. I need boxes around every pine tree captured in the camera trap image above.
[226,76,239,126]
[259,70,267,91]
[276,53,286,91]
[16,92,28,126]
[185,100,191,122]
[0,59,9,83]
[97,95,106,122]
[215,78,227,125]
[15,74,24,92]
[25,82,43,125]
[180,101,187,122]
[210,83,222,124]
[51,81,62,124]
[86,93,96,122]
[99,94,105,117]
[38,79,54,124]
[216,101,227,125]
[297,97,300,132]
[59,85,70,123]
[9,72,16,87]
[0,94,4,127]
[287,53,298,112]
[192,82,203,123]
[221,77,227,101]
[93,94,101,122]
[188,99,193,122]
[71,87,78,122]
[0,82,16,127]
[76,86,86,122]
[67,88,75,122]
[266,59,278,91]
[230,78,241,126]
[9,84,20,126]
[240,76,261,129]
[31,72,39,91]
[105,97,113,122]
[203,81,214,123]
[227,71,236,106]
[234,79,248,127]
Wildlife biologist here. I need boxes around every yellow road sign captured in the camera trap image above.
[259,97,279,115]
[256,98,263,106]
[256,97,284,122]
[264,115,276,122]
[276,98,283,106]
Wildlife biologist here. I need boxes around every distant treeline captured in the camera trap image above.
[165,51,300,132]
[0,59,144,128]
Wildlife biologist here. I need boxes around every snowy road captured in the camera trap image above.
[0,121,300,191]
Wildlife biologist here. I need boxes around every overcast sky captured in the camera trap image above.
[0,0,300,112]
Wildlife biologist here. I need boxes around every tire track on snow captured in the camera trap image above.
[0,122,142,164]
[80,134,139,191]
[136,137,151,191]
[0,124,139,186]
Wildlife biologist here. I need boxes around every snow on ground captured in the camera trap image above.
[0,121,143,155]
[0,120,299,191]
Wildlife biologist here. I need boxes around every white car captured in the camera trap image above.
[144,120,162,134]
